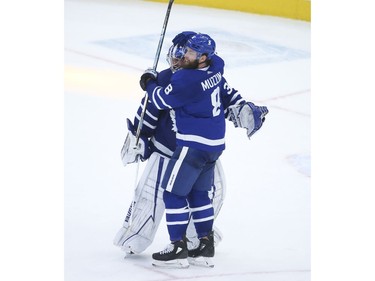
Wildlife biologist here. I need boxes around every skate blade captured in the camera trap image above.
[120,243,137,255]
[152,258,189,269]
[188,257,214,268]
[123,251,135,259]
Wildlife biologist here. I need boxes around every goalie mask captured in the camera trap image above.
[166,44,185,72]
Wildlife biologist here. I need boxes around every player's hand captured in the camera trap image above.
[120,119,151,166]
[140,68,158,91]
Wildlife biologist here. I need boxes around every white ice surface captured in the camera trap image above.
[64,0,310,280]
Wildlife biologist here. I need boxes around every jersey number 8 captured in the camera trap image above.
[211,87,221,117]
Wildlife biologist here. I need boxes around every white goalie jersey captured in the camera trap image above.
[113,152,226,254]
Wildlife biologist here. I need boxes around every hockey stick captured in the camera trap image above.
[122,0,174,230]
[135,0,175,146]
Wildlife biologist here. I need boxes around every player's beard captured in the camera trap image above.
[181,58,199,69]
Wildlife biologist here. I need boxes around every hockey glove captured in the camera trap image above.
[139,68,158,91]
[228,102,269,139]
[121,118,151,166]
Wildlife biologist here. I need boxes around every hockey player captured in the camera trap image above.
[113,32,228,256]
[139,33,268,268]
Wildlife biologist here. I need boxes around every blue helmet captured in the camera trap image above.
[185,33,216,59]
[172,31,197,46]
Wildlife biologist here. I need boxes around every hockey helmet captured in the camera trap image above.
[185,33,216,59]
[172,31,197,46]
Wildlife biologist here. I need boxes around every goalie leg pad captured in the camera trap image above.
[114,153,169,254]
[211,159,226,216]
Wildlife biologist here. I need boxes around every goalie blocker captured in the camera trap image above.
[113,152,226,254]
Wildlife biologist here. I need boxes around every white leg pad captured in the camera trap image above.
[114,153,168,254]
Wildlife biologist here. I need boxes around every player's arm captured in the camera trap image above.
[122,68,178,166]
[221,77,269,139]
[121,95,161,167]
[135,68,174,135]
[144,70,196,110]
[220,77,245,118]
[133,96,160,137]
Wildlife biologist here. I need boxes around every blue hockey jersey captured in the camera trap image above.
[146,57,225,152]
[134,55,245,156]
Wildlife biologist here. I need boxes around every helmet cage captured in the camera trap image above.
[166,44,185,72]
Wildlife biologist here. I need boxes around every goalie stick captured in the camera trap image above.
[135,0,175,146]
[117,0,175,239]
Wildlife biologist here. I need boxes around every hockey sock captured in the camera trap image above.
[163,191,189,241]
[188,190,214,238]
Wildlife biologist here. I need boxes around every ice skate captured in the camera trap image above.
[188,231,215,268]
[152,240,189,269]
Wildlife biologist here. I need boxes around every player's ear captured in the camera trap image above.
[199,54,208,64]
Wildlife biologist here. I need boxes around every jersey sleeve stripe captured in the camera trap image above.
[145,109,158,121]
[230,93,245,104]
[141,119,157,130]
[156,88,172,109]
[151,87,163,110]
[135,114,157,130]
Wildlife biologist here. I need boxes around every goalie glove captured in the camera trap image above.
[120,118,151,166]
[228,102,269,139]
